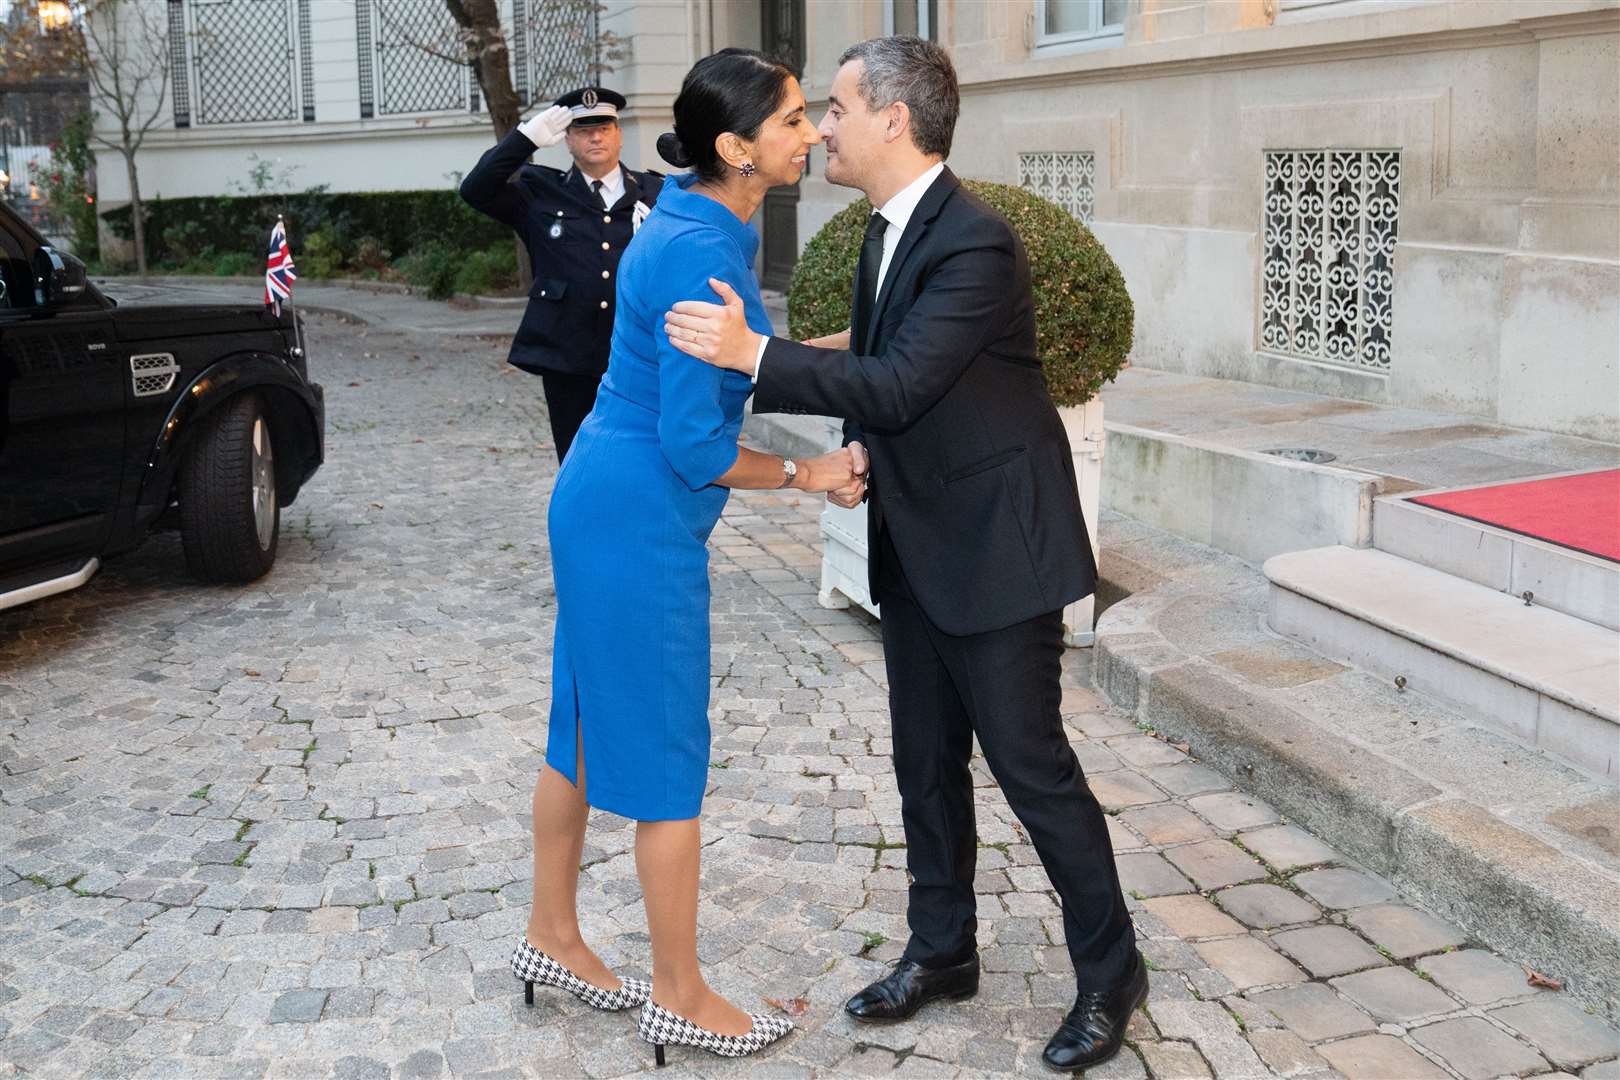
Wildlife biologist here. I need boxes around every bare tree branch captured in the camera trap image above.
[79,0,171,273]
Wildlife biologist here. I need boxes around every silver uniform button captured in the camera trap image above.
[601,242,610,251]
[540,289,547,297]
[599,300,608,309]
[556,210,563,217]
[602,214,611,223]
[601,270,610,279]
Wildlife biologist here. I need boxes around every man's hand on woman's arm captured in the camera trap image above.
[664,279,765,375]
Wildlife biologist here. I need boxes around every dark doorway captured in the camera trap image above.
[760,0,804,290]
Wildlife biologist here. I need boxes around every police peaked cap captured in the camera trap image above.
[554,87,625,126]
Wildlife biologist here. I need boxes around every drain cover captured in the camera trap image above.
[1264,448,1337,464]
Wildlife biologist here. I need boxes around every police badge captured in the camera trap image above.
[582,88,598,109]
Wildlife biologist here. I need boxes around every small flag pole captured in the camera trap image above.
[264,214,306,361]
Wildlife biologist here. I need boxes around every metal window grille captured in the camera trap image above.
[1018,151,1095,224]
[370,0,469,115]
[356,0,375,118]
[187,0,299,125]
[512,0,530,103]
[1261,149,1400,372]
[166,0,191,128]
[297,0,315,121]
[522,0,598,107]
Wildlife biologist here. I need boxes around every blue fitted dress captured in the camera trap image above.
[545,174,770,821]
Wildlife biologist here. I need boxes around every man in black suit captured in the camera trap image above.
[460,87,661,461]
[662,36,1144,1073]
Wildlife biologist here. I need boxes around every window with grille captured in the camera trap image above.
[1019,152,1095,224]
[173,0,307,126]
[1261,150,1400,373]
[363,0,476,116]
[511,0,599,108]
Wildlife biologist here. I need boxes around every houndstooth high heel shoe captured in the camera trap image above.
[509,938,651,1011]
[637,999,794,1066]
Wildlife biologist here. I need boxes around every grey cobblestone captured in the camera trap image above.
[0,305,1612,1078]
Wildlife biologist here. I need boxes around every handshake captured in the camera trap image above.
[796,441,869,509]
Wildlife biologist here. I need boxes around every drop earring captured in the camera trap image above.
[739,161,756,177]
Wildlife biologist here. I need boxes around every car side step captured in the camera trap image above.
[0,557,100,612]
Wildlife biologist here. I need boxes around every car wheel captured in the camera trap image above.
[179,392,280,583]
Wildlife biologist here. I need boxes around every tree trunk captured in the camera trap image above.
[446,0,522,139]
[446,0,530,289]
[124,148,147,276]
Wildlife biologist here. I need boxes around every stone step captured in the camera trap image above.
[1265,545,1619,780]
[1093,511,1620,1022]
[1374,492,1619,631]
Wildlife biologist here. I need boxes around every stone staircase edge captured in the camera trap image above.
[1094,585,1620,1023]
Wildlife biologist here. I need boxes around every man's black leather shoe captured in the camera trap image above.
[1041,950,1149,1072]
[844,956,980,1022]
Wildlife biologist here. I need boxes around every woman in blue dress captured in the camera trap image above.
[507,51,859,1064]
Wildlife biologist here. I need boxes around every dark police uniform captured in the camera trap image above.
[459,87,661,460]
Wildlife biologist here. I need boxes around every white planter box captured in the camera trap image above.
[817,397,1107,647]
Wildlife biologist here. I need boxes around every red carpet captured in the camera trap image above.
[1412,469,1620,563]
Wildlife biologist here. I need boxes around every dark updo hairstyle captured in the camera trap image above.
[657,48,796,182]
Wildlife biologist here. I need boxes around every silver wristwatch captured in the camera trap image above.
[779,457,798,488]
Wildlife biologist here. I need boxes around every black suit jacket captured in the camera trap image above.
[753,167,1095,637]
[460,130,661,376]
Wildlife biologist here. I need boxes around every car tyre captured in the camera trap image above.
[179,392,280,583]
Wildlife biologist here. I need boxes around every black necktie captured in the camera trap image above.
[592,179,606,207]
[855,211,888,347]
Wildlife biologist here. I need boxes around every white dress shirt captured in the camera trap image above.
[869,160,945,304]
[584,166,624,208]
[754,160,946,378]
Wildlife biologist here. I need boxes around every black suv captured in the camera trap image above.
[1,202,324,611]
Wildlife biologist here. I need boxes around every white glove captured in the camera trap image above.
[519,104,572,149]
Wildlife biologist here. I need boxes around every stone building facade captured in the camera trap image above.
[93,0,1619,440]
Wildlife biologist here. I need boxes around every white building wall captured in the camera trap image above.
[90,0,1620,440]
[91,0,701,204]
[789,0,1619,442]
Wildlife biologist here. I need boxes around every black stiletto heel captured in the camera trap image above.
[524,980,534,1007]
[654,1045,666,1068]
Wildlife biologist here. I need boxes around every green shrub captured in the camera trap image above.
[452,243,519,296]
[787,181,1134,407]
[208,250,260,277]
[160,218,213,263]
[397,240,459,300]
[301,228,344,279]
[352,235,391,274]
[102,188,507,270]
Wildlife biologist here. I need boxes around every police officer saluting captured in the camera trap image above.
[460,87,660,461]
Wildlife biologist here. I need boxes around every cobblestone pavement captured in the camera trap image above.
[2,311,1617,1079]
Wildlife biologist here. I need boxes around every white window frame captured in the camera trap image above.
[1276,0,1437,25]
[1035,0,1124,51]
[883,0,933,41]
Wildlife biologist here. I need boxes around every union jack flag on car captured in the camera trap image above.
[264,217,296,315]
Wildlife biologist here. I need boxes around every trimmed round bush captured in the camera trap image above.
[787,181,1134,407]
